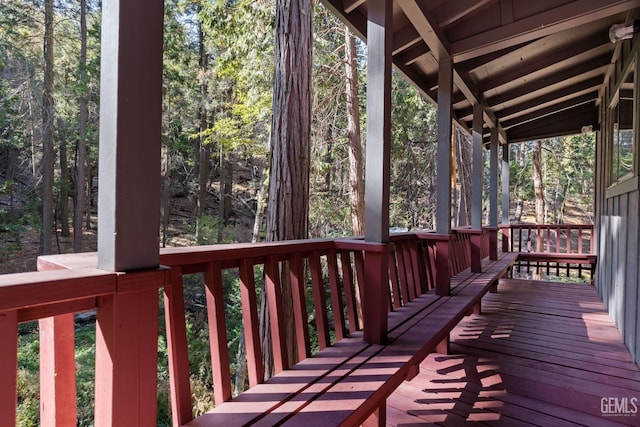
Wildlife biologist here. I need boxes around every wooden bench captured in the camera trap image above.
[183,251,518,427]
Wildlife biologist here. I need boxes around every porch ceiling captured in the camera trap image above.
[322,0,640,143]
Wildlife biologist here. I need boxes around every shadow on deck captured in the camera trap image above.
[388,279,640,426]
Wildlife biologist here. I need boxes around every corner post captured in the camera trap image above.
[94,0,164,424]
[435,58,454,294]
[471,104,484,272]
[501,143,511,252]
[488,127,499,260]
[363,0,392,344]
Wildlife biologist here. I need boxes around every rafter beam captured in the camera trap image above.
[343,0,366,14]
[392,25,422,55]
[507,103,598,142]
[502,93,597,129]
[451,0,640,62]
[496,79,602,120]
[398,0,507,143]
[480,37,611,91]
[436,0,497,28]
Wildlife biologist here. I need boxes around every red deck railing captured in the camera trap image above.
[1,229,502,426]
[500,223,596,280]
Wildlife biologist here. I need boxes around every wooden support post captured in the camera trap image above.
[489,128,499,260]
[94,271,165,427]
[501,143,510,225]
[436,59,453,235]
[164,267,193,426]
[471,103,484,229]
[39,314,76,427]
[97,0,164,271]
[364,0,392,244]
[363,246,389,344]
[0,309,18,427]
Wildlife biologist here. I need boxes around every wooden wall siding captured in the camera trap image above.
[595,40,640,366]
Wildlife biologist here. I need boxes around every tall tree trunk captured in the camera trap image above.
[161,145,171,247]
[74,0,88,252]
[344,26,364,236]
[262,0,312,377]
[39,0,54,255]
[533,140,545,224]
[195,8,210,242]
[58,120,70,237]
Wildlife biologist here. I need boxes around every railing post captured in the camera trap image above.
[363,243,391,344]
[486,227,499,260]
[0,309,17,427]
[39,314,76,427]
[94,269,167,427]
[431,235,452,296]
[37,261,77,427]
[468,229,483,273]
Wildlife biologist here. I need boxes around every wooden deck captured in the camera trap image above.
[387,279,640,426]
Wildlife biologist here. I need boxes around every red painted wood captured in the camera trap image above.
[310,251,330,349]
[264,256,289,373]
[338,250,359,333]
[402,242,417,301]
[354,250,366,327]
[0,309,17,427]
[362,403,386,427]
[205,262,233,404]
[470,232,483,273]
[239,259,264,387]
[388,249,402,310]
[363,247,389,344]
[39,314,76,427]
[163,266,193,425]
[289,253,311,361]
[327,249,347,340]
[435,239,451,296]
[94,284,159,426]
[0,268,115,312]
[395,242,410,304]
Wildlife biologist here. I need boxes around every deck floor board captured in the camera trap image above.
[387,279,640,426]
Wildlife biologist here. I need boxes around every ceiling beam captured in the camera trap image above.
[502,92,598,128]
[507,103,598,143]
[392,25,423,55]
[486,54,611,107]
[436,0,497,28]
[343,0,366,14]
[450,0,640,62]
[495,78,602,120]
[479,36,611,91]
[398,0,507,143]
[399,43,430,66]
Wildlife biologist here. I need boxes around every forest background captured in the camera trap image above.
[0,0,594,425]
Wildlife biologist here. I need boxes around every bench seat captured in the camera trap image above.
[185,252,518,427]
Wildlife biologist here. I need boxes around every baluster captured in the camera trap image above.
[409,240,424,296]
[164,266,193,425]
[204,262,232,404]
[388,248,401,309]
[403,241,417,301]
[264,256,289,373]
[396,241,410,303]
[310,251,330,349]
[289,253,311,361]
[339,250,360,333]
[239,259,264,387]
[327,249,347,340]
[0,309,17,427]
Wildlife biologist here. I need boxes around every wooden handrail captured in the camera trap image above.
[502,224,594,255]
[1,232,454,426]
